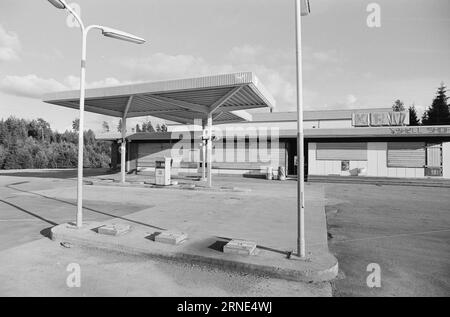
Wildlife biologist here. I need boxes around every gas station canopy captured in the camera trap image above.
[43,72,276,188]
[43,72,276,124]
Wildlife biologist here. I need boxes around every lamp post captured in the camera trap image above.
[48,0,145,228]
[295,0,310,258]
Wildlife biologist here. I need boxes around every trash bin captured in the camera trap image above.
[278,166,286,181]
[266,166,273,180]
[155,158,171,186]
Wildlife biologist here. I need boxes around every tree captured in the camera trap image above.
[102,121,110,133]
[117,119,122,132]
[3,147,20,169]
[135,124,142,133]
[0,145,6,169]
[422,83,450,125]
[156,123,168,132]
[28,118,52,142]
[0,116,112,170]
[141,119,155,132]
[392,99,405,112]
[408,105,420,126]
[72,118,80,132]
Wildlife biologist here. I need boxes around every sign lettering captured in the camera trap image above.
[352,111,409,127]
[389,126,450,135]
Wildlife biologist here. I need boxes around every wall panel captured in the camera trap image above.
[316,142,367,161]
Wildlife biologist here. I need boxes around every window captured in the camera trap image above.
[316,143,367,161]
[341,160,350,171]
[387,142,425,168]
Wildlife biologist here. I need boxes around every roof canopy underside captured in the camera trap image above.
[43,72,276,125]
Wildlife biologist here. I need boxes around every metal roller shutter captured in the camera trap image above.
[387,142,425,168]
[138,143,172,168]
[316,143,367,161]
[213,140,286,170]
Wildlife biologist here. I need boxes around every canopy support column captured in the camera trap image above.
[203,86,244,188]
[201,122,207,182]
[121,96,133,183]
[207,113,213,188]
[120,118,127,183]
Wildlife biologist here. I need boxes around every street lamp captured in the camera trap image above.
[48,0,145,228]
[295,0,310,258]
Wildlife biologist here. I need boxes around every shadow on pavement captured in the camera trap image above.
[0,199,58,227]
[0,199,57,240]
[4,183,166,232]
[40,227,53,239]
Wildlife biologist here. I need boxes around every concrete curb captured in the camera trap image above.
[86,180,252,193]
[50,223,338,283]
[308,175,450,188]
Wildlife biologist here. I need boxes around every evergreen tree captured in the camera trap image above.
[422,83,450,125]
[156,123,168,132]
[0,116,112,170]
[141,119,155,132]
[102,121,110,133]
[0,145,6,169]
[117,119,122,132]
[392,99,405,112]
[408,105,420,126]
[72,118,80,132]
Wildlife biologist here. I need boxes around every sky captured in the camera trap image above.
[0,0,449,133]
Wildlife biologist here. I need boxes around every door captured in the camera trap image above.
[287,140,297,176]
[425,143,443,176]
[286,139,308,179]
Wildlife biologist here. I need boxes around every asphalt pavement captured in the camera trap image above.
[325,183,450,296]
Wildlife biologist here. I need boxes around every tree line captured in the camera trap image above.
[0,117,111,170]
[101,119,168,133]
[392,83,449,126]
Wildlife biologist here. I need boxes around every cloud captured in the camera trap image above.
[1,44,336,110]
[0,75,66,98]
[119,53,233,80]
[117,46,304,111]
[228,45,266,63]
[346,94,357,105]
[327,94,359,110]
[0,74,133,99]
[116,45,347,111]
[311,50,340,64]
[0,24,20,62]
[63,76,137,90]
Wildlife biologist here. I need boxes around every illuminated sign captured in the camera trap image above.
[352,111,409,127]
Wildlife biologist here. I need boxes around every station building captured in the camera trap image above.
[104,107,450,180]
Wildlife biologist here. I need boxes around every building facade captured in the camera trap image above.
[103,108,450,180]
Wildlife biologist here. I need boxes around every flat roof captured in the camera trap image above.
[250,108,393,122]
[166,108,396,126]
[97,125,450,141]
[287,126,450,139]
[43,72,276,125]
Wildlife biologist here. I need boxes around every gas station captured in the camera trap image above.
[44,72,276,188]
[42,0,311,261]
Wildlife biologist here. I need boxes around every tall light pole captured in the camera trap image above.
[48,0,145,228]
[295,0,310,258]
